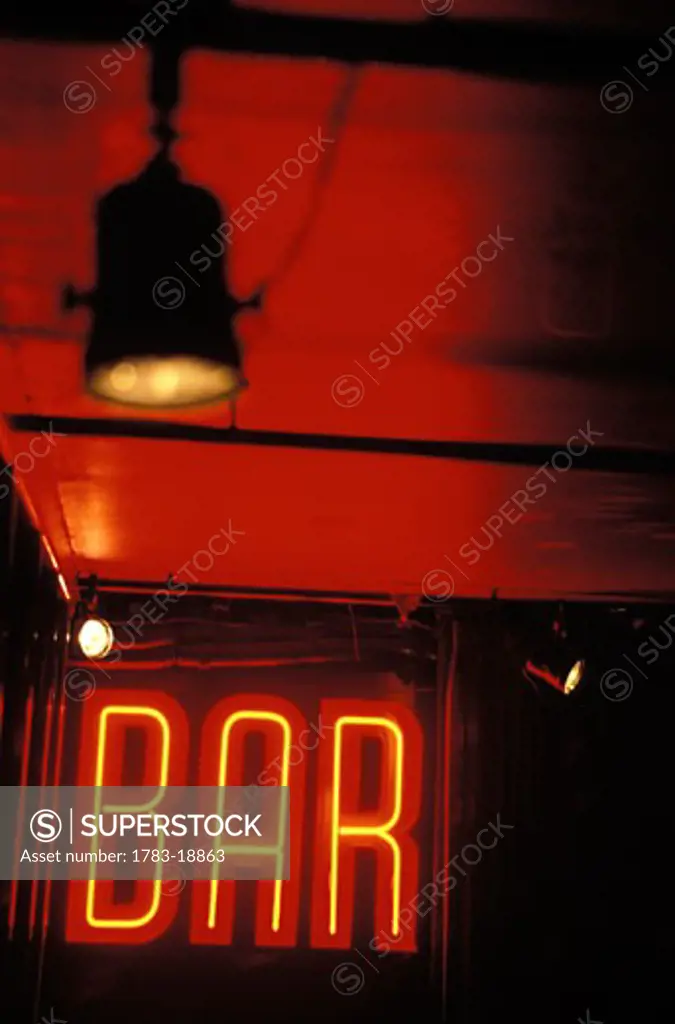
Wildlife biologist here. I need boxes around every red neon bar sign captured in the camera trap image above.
[65,689,424,949]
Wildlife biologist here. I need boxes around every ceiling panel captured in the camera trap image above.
[237,0,673,32]
[2,430,673,599]
[1,39,674,597]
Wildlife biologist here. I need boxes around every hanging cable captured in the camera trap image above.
[257,63,364,297]
[348,603,361,662]
[225,62,363,428]
[148,39,182,162]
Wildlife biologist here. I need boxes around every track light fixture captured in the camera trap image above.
[522,605,586,697]
[64,41,257,409]
[74,574,114,659]
[77,616,114,660]
[523,657,586,696]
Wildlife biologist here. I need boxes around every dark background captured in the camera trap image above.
[0,2,673,1021]
[1,462,670,1023]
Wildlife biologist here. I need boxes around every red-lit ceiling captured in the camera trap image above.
[1,2,674,600]
[236,0,672,31]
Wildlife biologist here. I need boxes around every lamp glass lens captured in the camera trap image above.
[564,659,585,695]
[88,356,242,408]
[78,618,114,659]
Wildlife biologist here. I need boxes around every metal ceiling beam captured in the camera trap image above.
[88,577,399,607]
[80,578,675,608]
[8,413,675,474]
[0,2,655,86]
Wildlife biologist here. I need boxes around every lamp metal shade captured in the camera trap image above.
[84,158,245,409]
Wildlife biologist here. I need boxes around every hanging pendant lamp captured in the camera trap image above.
[65,42,252,409]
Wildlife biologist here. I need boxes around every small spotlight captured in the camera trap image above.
[564,659,585,695]
[78,617,114,659]
[77,157,246,409]
[523,657,586,696]
[521,605,587,698]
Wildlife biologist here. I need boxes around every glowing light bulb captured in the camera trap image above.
[78,617,114,659]
[151,364,181,398]
[109,362,138,394]
[564,660,585,695]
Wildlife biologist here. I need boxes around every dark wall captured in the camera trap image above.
[447,603,672,1024]
[32,652,446,1024]
[0,459,69,1022]
[1,483,671,1024]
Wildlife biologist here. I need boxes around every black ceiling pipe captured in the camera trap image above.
[0,3,659,87]
[7,413,675,475]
